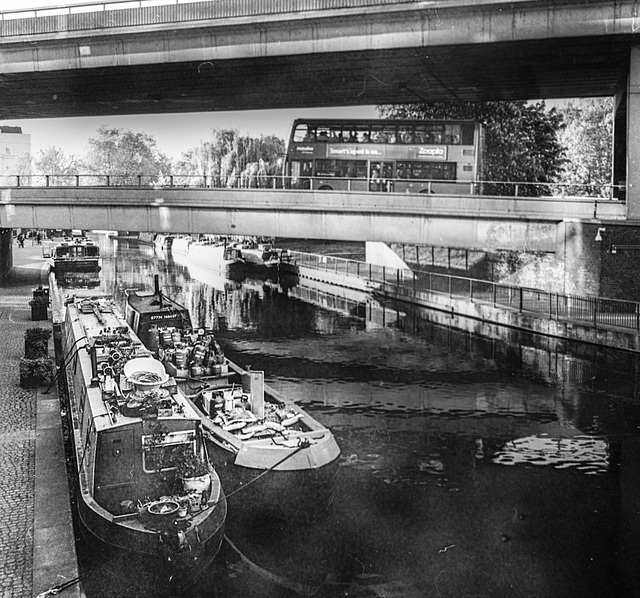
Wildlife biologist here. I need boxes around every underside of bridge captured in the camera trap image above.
[0,35,632,120]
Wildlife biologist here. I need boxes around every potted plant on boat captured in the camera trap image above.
[172,445,211,494]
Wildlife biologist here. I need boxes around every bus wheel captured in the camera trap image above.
[318,185,333,191]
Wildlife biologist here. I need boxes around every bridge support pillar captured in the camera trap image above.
[626,46,640,219]
[0,228,13,282]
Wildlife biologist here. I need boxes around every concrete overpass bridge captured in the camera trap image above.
[0,185,626,250]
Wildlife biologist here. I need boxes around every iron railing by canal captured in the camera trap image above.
[284,250,640,332]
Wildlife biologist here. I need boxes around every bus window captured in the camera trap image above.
[442,163,457,179]
[357,125,371,143]
[371,124,385,143]
[315,159,339,177]
[293,124,309,142]
[398,125,414,144]
[382,125,397,143]
[424,124,444,144]
[443,124,462,144]
[329,127,343,142]
[397,162,411,179]
[461,124,475,145]
[290,160,312,189]
[339,160,367,178]
[317,125,330,142]
[414,125,427,143]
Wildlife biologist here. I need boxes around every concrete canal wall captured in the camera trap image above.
[376,284,640,354]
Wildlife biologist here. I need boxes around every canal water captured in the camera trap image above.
[63,236,640,598]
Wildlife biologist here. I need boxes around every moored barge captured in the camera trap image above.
[61,292,227,584]
[125,282,341,520]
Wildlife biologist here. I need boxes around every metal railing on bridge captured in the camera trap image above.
[0,173,624,200]
[284,250,640,332]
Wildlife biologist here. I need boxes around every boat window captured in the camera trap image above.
[142,431,196,473]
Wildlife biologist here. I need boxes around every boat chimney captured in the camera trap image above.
[154,274,163,309]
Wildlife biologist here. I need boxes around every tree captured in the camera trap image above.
[175,129,285,188]
[377,101,566,196]
[34,146,81,185]
[84,126,172,185]
[556,98,613,197]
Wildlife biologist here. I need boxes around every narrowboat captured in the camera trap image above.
[61,291,227,584]
[237,240,283,270]
[125,281,341,520]
[44,237,101,272]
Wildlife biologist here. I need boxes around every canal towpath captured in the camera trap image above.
[0,240,84,598]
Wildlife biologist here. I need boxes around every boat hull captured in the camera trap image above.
[76,486,226,562]
[204,429,340,521]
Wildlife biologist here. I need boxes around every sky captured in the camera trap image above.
[1,106,380,161]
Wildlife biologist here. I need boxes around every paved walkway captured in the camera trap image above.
[0,242,84,598]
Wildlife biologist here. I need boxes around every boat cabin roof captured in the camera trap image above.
[127,290,191,320]
[66,293,201,432]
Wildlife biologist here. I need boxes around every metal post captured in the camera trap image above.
[138,174,142,186]
[45,175,49,187]
[75,175,80,187]
[519,287,523,312]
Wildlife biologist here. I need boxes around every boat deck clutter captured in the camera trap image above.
[62,292,226,581]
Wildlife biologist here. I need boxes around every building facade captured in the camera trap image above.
[0,126,31,175]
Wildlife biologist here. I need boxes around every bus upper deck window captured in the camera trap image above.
[382,126,396,143]
[371,125,385,143]
[317,126,330,142]
[443,124,462,144]
[329,128,343,142]
[399,126,413,143]
[293,124,309,143]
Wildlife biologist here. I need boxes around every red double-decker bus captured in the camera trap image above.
[285,118,484,194]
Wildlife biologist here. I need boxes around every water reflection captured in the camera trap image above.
[67,236,640,598]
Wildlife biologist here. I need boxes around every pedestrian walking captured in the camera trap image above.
[17,233,24,248]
